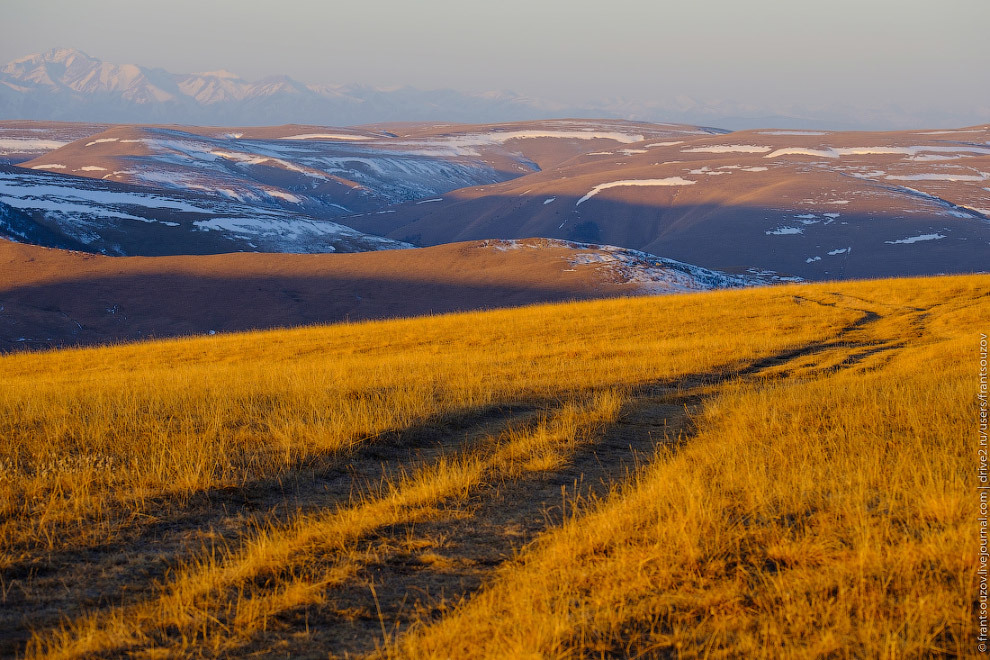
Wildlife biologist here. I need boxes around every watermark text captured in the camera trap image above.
[979,332,988,652]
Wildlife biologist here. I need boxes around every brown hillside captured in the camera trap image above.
[0,237,711,351]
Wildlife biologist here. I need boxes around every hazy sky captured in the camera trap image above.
[4,0,988,125]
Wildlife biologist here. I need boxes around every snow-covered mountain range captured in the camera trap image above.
[6,48,984,130]
[0,48,574,126]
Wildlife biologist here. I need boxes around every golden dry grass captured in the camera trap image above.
[0,274,984,658]
[393,285,982,659]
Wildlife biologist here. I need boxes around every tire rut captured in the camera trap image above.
[0,402,544,658]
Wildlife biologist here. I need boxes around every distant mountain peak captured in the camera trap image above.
[0,48,594,125]
[3,47,101,76]
[0,51,653,127]
[41,47,96,63]
[6,47,95,66]
[192,69,242,80]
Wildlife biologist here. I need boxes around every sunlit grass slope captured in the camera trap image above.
[0,274,984,658]
[395,282,981,659]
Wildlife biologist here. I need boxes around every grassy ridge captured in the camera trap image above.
[0,275,983,658]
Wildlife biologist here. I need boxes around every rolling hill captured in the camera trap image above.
[346,124,990,279]
[4,119,716,257]
[16,119,715,217]
[3,118,986,282]
[0,237,762,351]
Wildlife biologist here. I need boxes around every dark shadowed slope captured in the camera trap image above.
[0,237,759,351]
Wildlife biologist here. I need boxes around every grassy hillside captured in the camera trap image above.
[0,274,983,658]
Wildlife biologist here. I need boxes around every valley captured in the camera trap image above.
[1,118,985,282]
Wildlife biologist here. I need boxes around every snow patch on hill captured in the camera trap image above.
[766,145,990,159]
[390,129,650,157]
[282,133,374,141]
[683,144,771,154]
[0,138,70,153]
[575,177,696,206]
[758,131,827,136]
[886,173,986,182]
[885,233,946,244]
